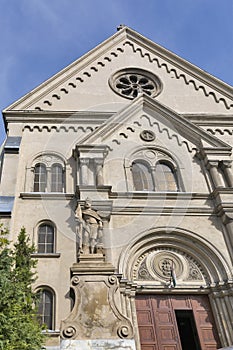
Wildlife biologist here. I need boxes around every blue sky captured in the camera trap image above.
[0,0,232,144]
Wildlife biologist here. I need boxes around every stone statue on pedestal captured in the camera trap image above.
[75,198,103,255]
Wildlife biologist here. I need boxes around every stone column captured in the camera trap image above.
[79,159,89,185]
[221,161,233,187]
[207,161,223,189]
[209,288,233,346]
[95,159,104,186]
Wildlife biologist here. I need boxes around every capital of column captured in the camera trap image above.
[206,161,219,170]
[79,158,90,166]
[94,159,104,167]
[220,160,232,169]
[220,161,233,187]
[222,211,233,225]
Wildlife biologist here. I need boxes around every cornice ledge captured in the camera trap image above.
[211,188,233,222]
[109,191,210,200]
[210,188,233,199]
[4,110,113,123]
[111,206,213,215]
[19,192,74,200]
[79,95,230,150]
[214,206,233,224]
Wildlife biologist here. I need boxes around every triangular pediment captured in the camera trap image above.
[4,26,233,115]
[77,94,230,153]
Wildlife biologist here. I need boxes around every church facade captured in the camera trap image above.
[0,26,233,350]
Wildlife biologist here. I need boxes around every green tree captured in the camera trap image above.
[0,225,45,350]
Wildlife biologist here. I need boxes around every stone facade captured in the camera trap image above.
[0,26,233,349]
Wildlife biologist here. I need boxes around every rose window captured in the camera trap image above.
[109,68,162,99]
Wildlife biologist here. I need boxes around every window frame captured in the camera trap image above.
[31,154,65,193]
[34,163,47,192]
[154,160,179,192]
[37,222,56,254]
[36,287,55,330]
[125,146,182,193]
[51,163,64,192]
[131,160,154,191]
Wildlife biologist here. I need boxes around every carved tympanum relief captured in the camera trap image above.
[133,248,204,285]
[32,154,64,167]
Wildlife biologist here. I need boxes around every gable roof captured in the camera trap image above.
[78,94,231,152]
[3,26,233,113]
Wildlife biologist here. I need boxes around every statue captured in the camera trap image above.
[75,198,103,255]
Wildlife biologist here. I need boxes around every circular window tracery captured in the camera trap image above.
[109,68,162,99]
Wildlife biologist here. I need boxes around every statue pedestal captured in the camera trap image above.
[60,339,136,349]
[73,253,114,274]
[60,255,134,345]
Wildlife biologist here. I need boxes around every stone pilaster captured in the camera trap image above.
[94,159,104,186]
[221,161,233,187]
[74,145,108,188]
[206,161,224,189]
[79,158,89,185]
[212,189,233,264]
[209,286,233,347]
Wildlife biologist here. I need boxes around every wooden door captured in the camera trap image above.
[135,295,220,350]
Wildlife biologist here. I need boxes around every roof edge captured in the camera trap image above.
[3,25,232,112]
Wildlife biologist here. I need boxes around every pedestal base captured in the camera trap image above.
[60,339,136,350]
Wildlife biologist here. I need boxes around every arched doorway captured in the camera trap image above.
[118,227,233,349]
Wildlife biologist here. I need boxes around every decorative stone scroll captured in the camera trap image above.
[61,269,134,341]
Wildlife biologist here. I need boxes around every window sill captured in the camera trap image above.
[31,253,61,258]
[42,329,60,335]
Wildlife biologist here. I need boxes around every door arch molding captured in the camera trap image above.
[118,226,232,287]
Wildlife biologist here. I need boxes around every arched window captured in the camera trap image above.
[132,161,154,191]
[37,288,54,330]
[126,148,181,193]
[38,223,55,253]
[31,154,65,193]
[51,164,63,192]
[155,162,178,191]
[34,164,47,192]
